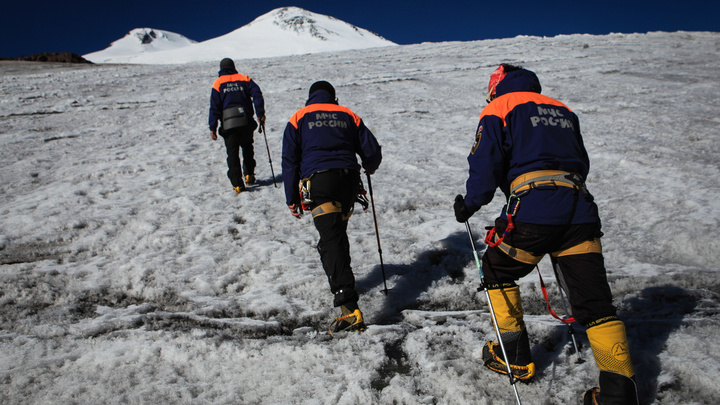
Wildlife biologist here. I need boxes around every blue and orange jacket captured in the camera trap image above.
[282,90,382,206]
[464,69,599,224]
[208,67,265,132]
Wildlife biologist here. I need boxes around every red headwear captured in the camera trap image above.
[486,64,507,102]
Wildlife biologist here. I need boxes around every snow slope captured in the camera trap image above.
[83,28,197,64]
[1,31,720,404]
[83,7,397,64]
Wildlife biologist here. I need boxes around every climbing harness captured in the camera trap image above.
[299,173,370,214]
[484,170,591,251]
[510,170,592,200]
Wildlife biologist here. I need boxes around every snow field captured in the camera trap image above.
[1,31,720,404]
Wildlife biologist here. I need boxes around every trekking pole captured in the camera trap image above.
[260,123,277,188]
[465,221,522,405]
[366,173,389,295]
[549,257,582,360]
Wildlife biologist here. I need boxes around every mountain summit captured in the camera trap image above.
[83,28,197,63]
[84,7,396,64]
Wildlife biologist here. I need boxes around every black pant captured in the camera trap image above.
[309,169,361,307]
[482,219,616,326]
[220,126,255,187]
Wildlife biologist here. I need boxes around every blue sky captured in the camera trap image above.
[1,0,718,57]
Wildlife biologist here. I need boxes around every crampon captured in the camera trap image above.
[328,309,366,337]
[482,341,536,382]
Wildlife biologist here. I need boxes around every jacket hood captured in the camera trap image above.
[218,67,238,77]
[495,69,542,97]
[306,89,337,106]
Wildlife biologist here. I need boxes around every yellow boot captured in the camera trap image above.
[584,319,638,404]
[482,286,535,381]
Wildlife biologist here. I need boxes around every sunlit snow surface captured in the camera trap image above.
[1,32,719,404]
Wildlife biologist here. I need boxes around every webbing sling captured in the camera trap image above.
[484,196,520,249]
[536,266,575,324]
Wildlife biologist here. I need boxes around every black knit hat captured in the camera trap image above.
[309,81,335,99]
[220,58,235,70]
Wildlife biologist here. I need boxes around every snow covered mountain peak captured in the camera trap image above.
[83,28,196,63]
[116,28,197,50]
[132,28,173,45]
[84,7,396,64]
[270,7,337,40]
[259,6,371,42]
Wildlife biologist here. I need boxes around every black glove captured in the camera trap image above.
[454,194,473,223]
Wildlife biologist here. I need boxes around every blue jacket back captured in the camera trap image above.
[282,90,382,205]
[208,68,265,131]
[465,70,599,224]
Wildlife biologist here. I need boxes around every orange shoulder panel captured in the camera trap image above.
[289,104,361,129]
[212,74,251,92]
[479,92,573,125]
